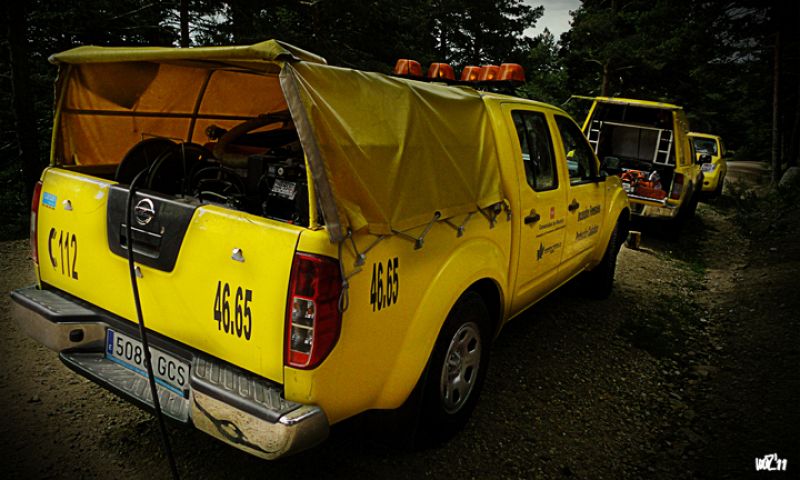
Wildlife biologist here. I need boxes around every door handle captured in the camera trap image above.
[524,211,541,225]
[568,199,580,212]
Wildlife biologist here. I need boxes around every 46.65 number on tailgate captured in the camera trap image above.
[213,281,253,340]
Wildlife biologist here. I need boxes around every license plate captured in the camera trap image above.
[105,329,190,397]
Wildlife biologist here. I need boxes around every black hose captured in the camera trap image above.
[126,169,180,480]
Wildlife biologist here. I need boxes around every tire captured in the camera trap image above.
[416,291,491,446]
[673,183,699,227]
[584,222,621,299]
[684,183,700,218]
[713,174,725,197]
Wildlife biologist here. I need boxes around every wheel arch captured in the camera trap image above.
[373,238,508,409]
[589,181,630,266]
[467,277,504,339]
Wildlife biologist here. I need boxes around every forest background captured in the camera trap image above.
[1,0,798,239]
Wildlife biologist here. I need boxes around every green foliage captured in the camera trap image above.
[189,0,542,72]
[1,1,182,239]
[517,29,568,105]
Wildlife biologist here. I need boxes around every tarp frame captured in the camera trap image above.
[279,63,344,241]
[186,69,215,142]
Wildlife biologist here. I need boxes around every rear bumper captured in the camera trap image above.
[628,198,679,219]
[10,285,329,460]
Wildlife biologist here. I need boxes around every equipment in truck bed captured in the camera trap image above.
[620,169,667,200]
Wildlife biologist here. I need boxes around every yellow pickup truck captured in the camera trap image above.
[11,40,629,460]
[581,97,703,223]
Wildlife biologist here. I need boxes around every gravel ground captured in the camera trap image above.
[1,194,797,479]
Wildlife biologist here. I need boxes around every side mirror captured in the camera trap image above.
[593,171,608,182]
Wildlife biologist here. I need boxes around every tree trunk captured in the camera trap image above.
[601,60,610,96]
[180,0,190,47]
[786,4,800,169]
[7,2,42,202]
[788,76,800,169]
[771,30,781,184]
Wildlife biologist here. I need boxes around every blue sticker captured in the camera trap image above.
[42,192,57,209]
[106,331,114,355]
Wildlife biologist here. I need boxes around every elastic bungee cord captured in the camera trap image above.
[126,168,180,480]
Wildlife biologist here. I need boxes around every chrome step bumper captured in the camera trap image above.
[61,352,191,422]
[11,286,329,460]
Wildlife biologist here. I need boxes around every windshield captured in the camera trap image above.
[692,137,718,155]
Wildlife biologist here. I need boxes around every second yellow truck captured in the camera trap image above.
[582,97,703,223]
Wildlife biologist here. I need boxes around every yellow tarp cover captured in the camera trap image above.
[281,61,503,237]
[49,40,504,242]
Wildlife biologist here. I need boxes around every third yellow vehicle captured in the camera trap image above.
[689,132,729,198]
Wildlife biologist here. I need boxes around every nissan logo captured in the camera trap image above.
[134,198,156,226]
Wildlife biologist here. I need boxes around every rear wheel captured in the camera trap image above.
[416,291,490,445]
[684,183,700,217]
[673,183,699,227]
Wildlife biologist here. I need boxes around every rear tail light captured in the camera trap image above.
[30,180,43,265]
[670,173,684,200]
[285,253,342,369]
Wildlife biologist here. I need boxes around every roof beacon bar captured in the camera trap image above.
[393,59,423,78]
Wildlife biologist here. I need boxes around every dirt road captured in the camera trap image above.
[1,197,797,479]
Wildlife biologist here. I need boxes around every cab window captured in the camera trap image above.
[555,115,598,184]
[692,137,718,155]
[511,110,557,191]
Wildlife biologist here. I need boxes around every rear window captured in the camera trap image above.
[511,110,558,191]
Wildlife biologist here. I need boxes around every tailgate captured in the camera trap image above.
[36,168,300,383]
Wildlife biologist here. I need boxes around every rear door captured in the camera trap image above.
[36,168,298,383]
[503,106,568,311]
[553,114,606,276]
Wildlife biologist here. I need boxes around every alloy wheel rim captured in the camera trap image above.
[440,321,482,414]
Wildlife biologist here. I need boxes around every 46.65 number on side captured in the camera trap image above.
[370,257,399,312]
